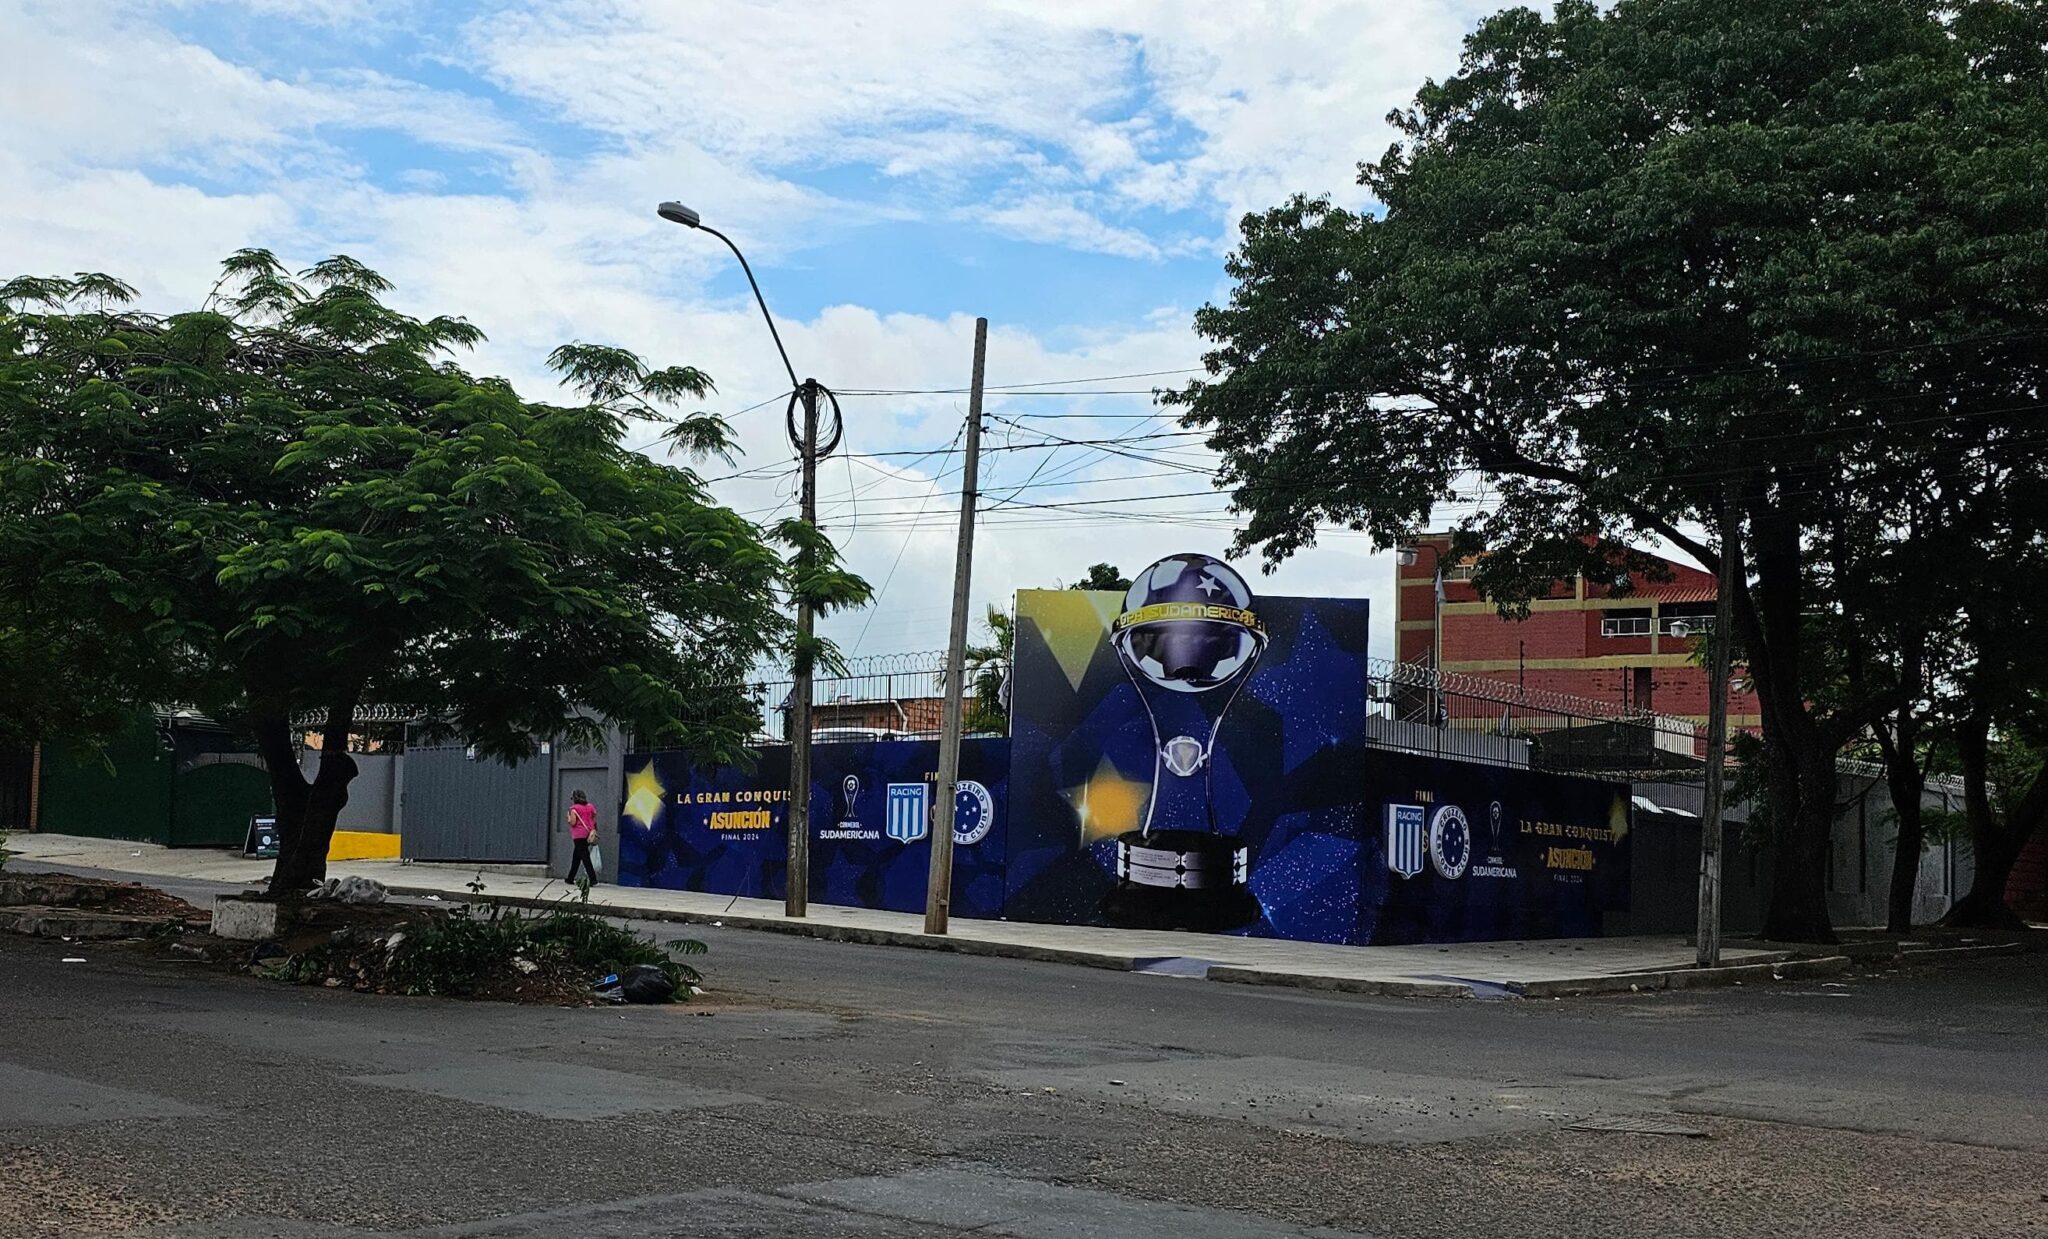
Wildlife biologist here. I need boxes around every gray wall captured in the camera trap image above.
[1824,772,1971,929]
[398,741,551,863]
[299,751,399,833]
[547,722,625,882]
[1625,769,1969,934]
[373,722,626,873]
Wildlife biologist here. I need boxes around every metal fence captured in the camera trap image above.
[1366,657,1700,777]
[693,650,984,746]
[670,649,1698,780]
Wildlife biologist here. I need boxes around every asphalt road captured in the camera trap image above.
[2,864,2044,1238]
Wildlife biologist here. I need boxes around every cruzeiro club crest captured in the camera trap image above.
[952,780,996,846]
[885,783,930,843]
[1428,804,1471,881]
[1384,804,1426,879]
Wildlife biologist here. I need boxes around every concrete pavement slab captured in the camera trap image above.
[346,1062,761,1120]
[978,1055,1625,1144]
[0,1062,208,1127]
[777,1166,1374,1238]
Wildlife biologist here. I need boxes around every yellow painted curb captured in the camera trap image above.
[327,830,401,861]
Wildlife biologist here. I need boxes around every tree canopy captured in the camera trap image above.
[1169,0,2048,939]
[1069,563,1132,593]
[0,251,867,889]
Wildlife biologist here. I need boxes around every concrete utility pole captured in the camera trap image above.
[926,317,988,935]
[1696,486,1739,967]
[786,378,823,919]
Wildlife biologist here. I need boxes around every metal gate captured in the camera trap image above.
[398,741,549,863]
[0,746,33,829]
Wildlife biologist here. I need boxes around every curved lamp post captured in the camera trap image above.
[657,201,841,918]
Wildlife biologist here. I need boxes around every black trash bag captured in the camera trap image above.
[617,963,676,1004]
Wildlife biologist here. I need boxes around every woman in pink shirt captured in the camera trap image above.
[566,790,599,887]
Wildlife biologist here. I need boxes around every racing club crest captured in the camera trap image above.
[1428,804,1471,881]
[885,783,930,843]
[1384,804,1425,879]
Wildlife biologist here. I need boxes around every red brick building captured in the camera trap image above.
[1395,533,1759,736]
[807,695,944,735]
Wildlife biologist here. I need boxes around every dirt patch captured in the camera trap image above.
[0,872,208,923]
[149,900,706,1009]
[0,1148,190,1238]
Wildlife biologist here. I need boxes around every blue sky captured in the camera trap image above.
[2,0,1507,658]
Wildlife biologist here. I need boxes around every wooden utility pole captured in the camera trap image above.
[786,379,821,918]
[1696,485,1739,966]
[926,317,988,935]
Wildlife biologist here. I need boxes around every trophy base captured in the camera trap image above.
[1101,829,1261,932]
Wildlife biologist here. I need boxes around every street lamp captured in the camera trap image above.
[1394,538,1447,729]
[657,200,842,919]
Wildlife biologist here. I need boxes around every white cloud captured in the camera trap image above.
[0,0,535,183]
[1,0,1435,665]
[458,0,1499,249]
[974,196,1161,261]
[0,156,294,301]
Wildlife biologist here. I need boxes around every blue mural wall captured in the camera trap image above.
[618,738,1009,919]
[617,555,1628,946]
[1004,576,1629,945]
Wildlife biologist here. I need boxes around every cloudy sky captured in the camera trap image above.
[2,0,1505,664]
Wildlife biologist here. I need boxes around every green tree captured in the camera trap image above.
[1069,563,1131,592]
[1170,0,2048,941]
[962,606,1012,735]
[0,253,867,893]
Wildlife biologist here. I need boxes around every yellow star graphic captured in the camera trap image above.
[1061,757,1151,843]
[623,763,667,826]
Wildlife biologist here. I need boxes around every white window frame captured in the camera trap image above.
[1601,615,1652,638]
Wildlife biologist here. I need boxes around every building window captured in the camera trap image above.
[1443,562,1479,582]
[1658,615,1713,636]
[1601,613,1652,637]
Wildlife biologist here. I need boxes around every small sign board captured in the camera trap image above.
[244,815,280,858]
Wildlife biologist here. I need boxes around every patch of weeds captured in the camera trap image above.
[528,905,705,992]
[281,900,706,1002]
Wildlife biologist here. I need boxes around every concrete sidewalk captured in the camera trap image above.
[11,832,1838,998]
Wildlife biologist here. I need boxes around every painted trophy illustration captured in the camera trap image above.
[838,775,862,830]
[1102,552,1268,931]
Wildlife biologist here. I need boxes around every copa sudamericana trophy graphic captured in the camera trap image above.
[1102,552,1268,931]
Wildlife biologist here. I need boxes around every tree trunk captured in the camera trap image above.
[1738,504,1839,943]
[1941,715,2043,929]
[273,772,352,893]
[1761,742,1840,942]
[1884,768,1927,935]
[1873,706,1927,935]
[253,699,359,896]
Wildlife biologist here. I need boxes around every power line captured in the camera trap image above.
[832,366,1204,396]
[626,388,793,456]
[849,418,969,655]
